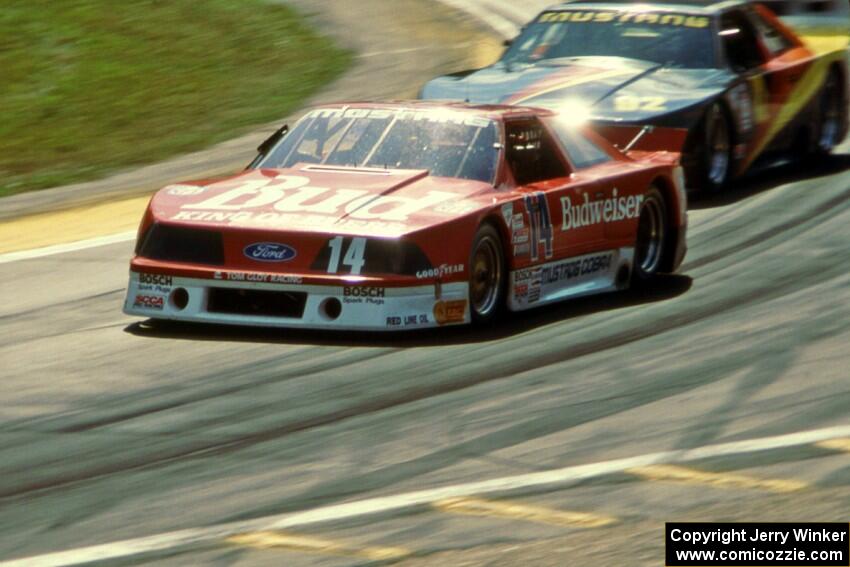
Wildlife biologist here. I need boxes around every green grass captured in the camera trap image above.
[0,0,350,197]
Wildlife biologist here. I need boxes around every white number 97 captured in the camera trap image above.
[327,236,367,275]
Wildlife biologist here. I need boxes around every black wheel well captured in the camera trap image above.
[828,62,849,136]
[650,176,680,273]
[799,64,848,152]
[470,217,510,321]
[829,62,847,92]
[712,98,737,148]
[481,214,512,268]
[682,98,736,186]
[684,99,736,145]
[790,65,846,153]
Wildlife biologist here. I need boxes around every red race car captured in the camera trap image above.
[124,102,687,331]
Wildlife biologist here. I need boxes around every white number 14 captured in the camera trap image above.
[327,236,367,275]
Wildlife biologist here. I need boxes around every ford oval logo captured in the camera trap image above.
[243,242,297,263]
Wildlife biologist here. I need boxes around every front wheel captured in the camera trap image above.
[690,103,733,194]
[632,187,668,286]
[468,224,505,324]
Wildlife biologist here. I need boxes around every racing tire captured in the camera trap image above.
[811,72,844,158]
[693,103,733,194]
[468,224,506,325]
[632,187,668,286]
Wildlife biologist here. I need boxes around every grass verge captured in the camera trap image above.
[0,0,350,197]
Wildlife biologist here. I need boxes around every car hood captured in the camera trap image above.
[150,165,494,238]
[422,56,732,124]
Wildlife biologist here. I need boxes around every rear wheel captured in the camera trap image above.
[632,187,668,286]
[813,72,843,156]
[469,224,505,324]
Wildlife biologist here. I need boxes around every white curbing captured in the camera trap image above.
[3,424,849,567]
[0,232,136,265]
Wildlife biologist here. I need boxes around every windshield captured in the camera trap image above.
[257,108,501,184]
[502,10,716,69]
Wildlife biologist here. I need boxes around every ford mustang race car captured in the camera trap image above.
[124,102,687,331]
[421,0,849,192]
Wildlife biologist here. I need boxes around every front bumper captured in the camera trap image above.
[123,271,470,331]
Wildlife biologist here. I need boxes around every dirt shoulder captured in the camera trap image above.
[0,0,500,221]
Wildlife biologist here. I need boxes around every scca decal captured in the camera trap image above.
[514,267,543,304]
[133,295,165,311]
[561,190,643,231]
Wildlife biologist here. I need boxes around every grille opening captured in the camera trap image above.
[138,223,224,266]
[207,288,307,319]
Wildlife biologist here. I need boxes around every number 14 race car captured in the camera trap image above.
[124,102,687,331]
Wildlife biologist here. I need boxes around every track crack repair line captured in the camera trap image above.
[433,497,617,528]
[626,464,807,493]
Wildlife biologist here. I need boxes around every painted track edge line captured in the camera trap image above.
[0,232,136,264]
[3,424,849,567]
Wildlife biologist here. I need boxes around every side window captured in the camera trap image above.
[505,119,569,186]
[720,11,766,72]
[547,119,612,169]
[748,10,795,56]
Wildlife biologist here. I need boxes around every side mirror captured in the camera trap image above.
[257,124,289,155]
[503,26,524,48]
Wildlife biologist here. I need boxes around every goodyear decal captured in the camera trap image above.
[538,11,710,29]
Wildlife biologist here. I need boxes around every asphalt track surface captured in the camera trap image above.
[2,2,850,566]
